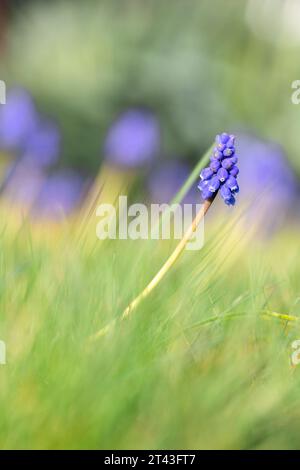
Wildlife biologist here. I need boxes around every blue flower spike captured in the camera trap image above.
[198,133,239,206]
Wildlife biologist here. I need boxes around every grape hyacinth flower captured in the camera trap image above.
[0,88,38,151]
[236,133,299,233]
[87,108,160,220]
[22,119,61,168]
[103,108,160,168]
[0,87,62,201]
[0,87,61,168]
[198,132,239,206]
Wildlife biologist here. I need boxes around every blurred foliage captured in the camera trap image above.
[0,0,299,175]
[1,1,300,450]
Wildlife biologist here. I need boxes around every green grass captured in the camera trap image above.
[2,0,300,450]
[0,208,299,450]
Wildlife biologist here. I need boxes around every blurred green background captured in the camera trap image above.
[1,0,300,451]
[1,0,300,174]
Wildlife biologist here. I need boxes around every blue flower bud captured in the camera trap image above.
[216,133,230,145]
[227,135,235,147]
[225,194,236,206]
[226,175,239,192]
[208,176,221,193]
[220,184,232,202]
[217,143,226,152]
[210,158,221,172]
[200,168,214,180]
[217,167,229,182]
[212,149,223,160]
[202,187,215,201]
[230,165,239,177]
[223,147,234,157]
[222,158,235,170]
[198,179,209,191]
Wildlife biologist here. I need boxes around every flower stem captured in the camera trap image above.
[122,199,213,319]
[90,198,214,341]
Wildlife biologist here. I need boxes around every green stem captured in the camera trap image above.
[170,144,212,205]
[186,310,299,332]
[155,144,212,232]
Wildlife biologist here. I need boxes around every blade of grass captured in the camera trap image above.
[186,310,299,332]
[170,144,213,205]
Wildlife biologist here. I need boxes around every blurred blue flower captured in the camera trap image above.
[236,133,300,230]
[198,132,239,206]
[22,120,61,168]
[237,133,298,202]
[31,171,85,221]
[0,87,61,170]
[0,88,38,151]
[147,161,198,205]
[104,108,160,168]
[3,161,45,207]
